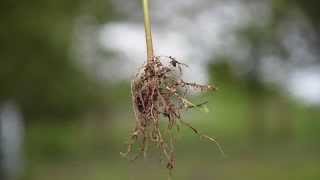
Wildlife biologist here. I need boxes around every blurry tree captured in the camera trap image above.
[237,22,290,144]
[271,0,320,56]
[0,0,115,121]
[229,0,320,144]
[209,0,320,144]
[292,0,320,31]
[0,0,116,179]
[239,26,273,143]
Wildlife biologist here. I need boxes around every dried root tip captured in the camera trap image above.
[123,55,221,170]
[178,80,217,92]
[179,119,226,157]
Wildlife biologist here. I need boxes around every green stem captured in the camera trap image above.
[142,0,154,63]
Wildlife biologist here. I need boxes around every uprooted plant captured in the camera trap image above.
[121,0,224,173]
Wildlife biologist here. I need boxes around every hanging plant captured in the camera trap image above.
[121,0,224,174]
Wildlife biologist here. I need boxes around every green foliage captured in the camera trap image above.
[0,0,114,121]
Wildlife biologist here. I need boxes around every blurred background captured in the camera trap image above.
[1,0,320,179]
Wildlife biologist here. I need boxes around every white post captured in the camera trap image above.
[0,101,24,180]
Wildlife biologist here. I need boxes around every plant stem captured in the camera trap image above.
[142,0,154,63]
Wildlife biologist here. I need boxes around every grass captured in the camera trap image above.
[24,135,320,180]
[22,81,320,180]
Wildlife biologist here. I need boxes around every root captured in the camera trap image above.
[121,56,223,170]
[179,119,226,157]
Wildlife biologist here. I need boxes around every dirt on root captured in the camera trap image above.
[121,56,223,171]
